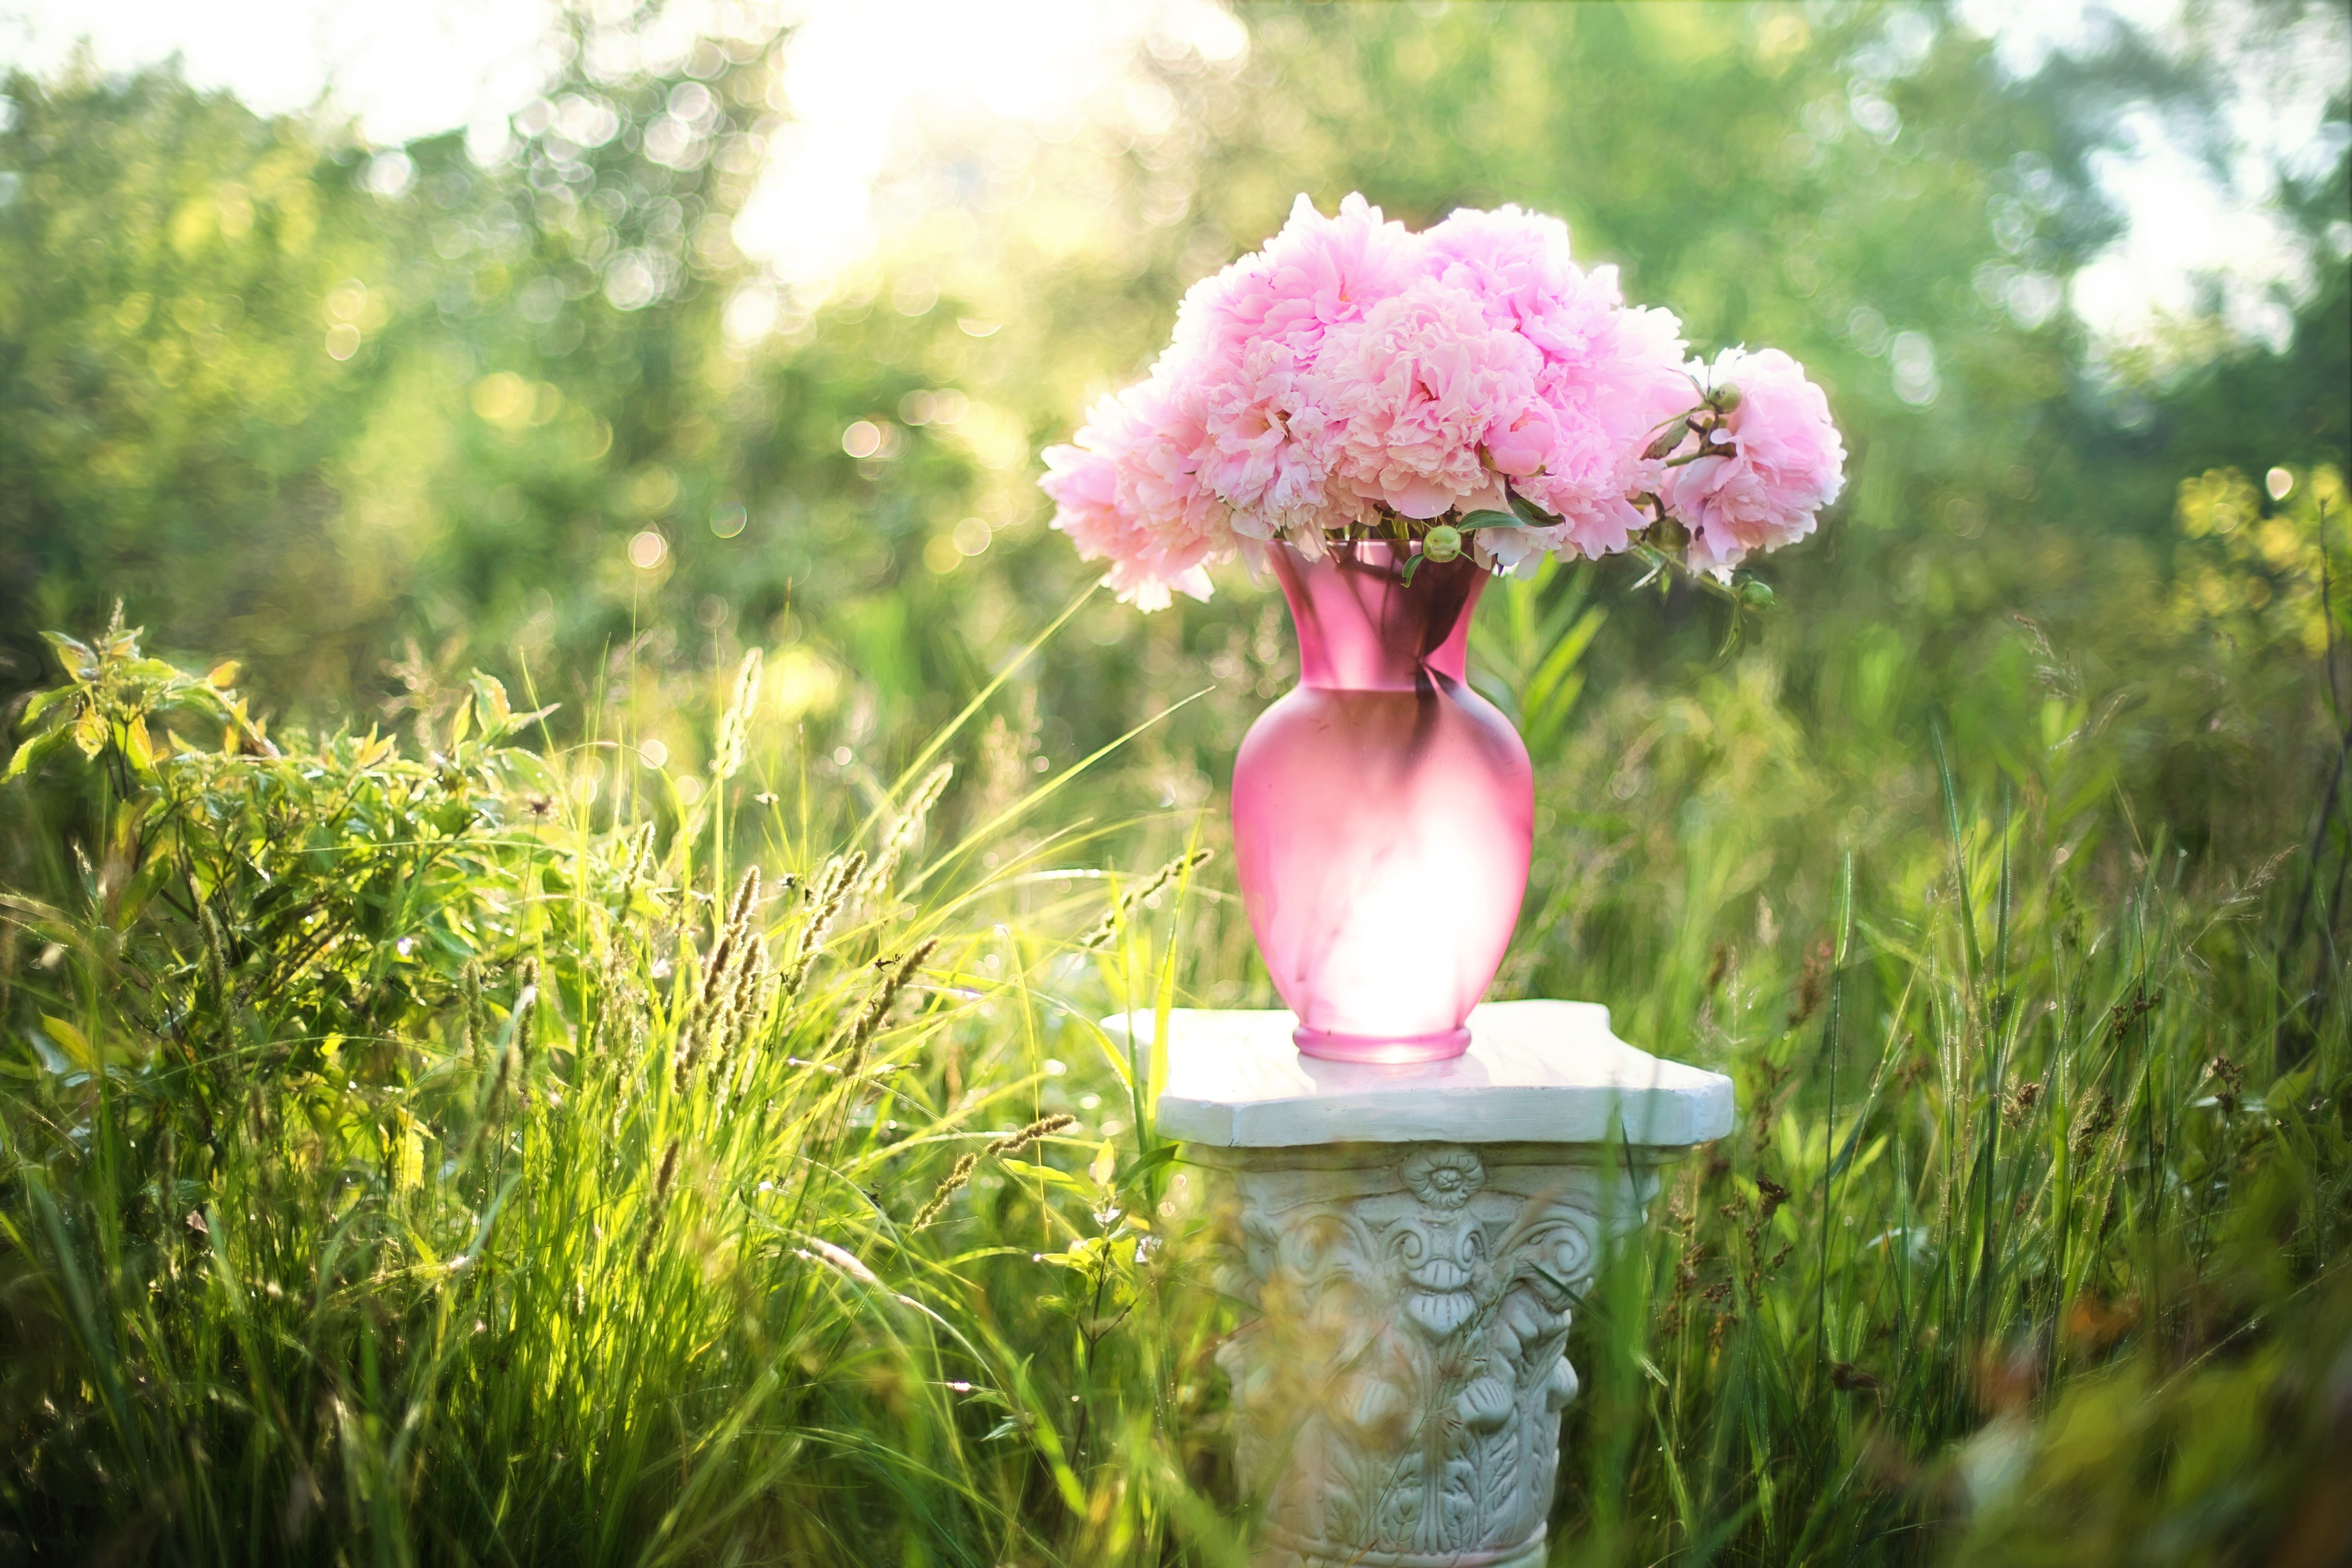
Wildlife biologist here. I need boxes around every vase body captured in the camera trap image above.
[1232,542,1534,1063]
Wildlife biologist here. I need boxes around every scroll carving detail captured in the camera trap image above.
[1210,1143,1658,1568]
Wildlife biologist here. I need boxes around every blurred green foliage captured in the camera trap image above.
[3,4,2344,784]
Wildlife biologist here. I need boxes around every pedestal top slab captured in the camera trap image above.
[1125,998,1734,1150]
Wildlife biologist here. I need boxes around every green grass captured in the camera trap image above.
[2,618,2347,1565]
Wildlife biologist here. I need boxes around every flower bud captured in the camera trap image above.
[1713,382,1742,413]
[1421,523,1462,563]
[1738,579,1775,608]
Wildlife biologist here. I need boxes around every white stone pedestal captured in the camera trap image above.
[1130,1000,1733,1568]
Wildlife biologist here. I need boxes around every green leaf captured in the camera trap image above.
[40,632,98,682]
[72,706,107,759]
[1524,606,1606,755]
[1505,486,1562,528]
[1643,416,1690,461]
[98,615,144,658]
[122,714,155,774]
[5,728,73,781]
[469,673,513,737]
[1457,509,1519,531]
[1115,1144,1180,1189]
[998,1157,1090,1196]
[448,694,474,749]
[38,1015,96,1072]
[20,685,79,726]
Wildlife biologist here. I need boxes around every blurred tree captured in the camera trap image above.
[1,1,2344,853]
[0,67,402,701]
[0,16,1001,731]
[884,0,2348,849]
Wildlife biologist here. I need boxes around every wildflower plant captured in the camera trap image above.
[0,617,1234,1562]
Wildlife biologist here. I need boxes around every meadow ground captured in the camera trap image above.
[1,616,2345,1566]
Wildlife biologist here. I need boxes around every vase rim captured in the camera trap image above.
[1271,538,1486,689]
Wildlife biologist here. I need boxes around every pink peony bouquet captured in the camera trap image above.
[1039,194,1846,608]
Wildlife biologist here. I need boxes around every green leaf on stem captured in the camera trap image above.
[41,633,98,682]
[1505,486,1562,528]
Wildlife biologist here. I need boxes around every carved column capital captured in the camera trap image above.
[1199,1140,1662,1567]
[1131,1001,1732,1568]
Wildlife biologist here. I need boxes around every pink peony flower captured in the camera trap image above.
[1040,376,1229,610]
[1036,193,1843,604]
[1421,204,1588,361]
[1194,336,1341,545]
[1171,192,1419,366]
[1659,346,1847,574]
[1166,194,1421,546]
[1432,243,1692,567]
[1312,276,1539,519]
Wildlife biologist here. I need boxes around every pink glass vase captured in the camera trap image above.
[1231,541,1534,1063]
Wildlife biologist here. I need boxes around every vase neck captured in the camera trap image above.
[1272,541,1486,692]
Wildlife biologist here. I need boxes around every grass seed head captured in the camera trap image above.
[842,936,939,1076]
[859,763,953,904]
[1788,937,1831,1027]
[639,1136,684,1262]
[198,902,231,1010]
[458,960,484,1067]
[720,940,771,1064]
[1080,848,1214,950]
[725,862,762,931]
[710,648,762,783]
[914,1113,1077,1229]
[618,820,658,900]
[511,959,540,1074]
[913,1152,982,1229]
[987,1112,1076,1157]
[783,850,863,996]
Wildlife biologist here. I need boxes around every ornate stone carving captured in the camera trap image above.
[1203,1142,1664,1568]
[1135,1002,1731,1564]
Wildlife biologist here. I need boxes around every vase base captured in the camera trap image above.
[1293,1025,1472,1064]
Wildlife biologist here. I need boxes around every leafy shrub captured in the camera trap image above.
[0,619,1216,1564]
